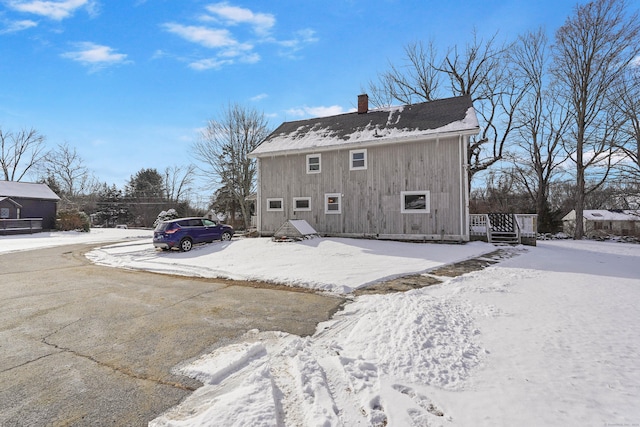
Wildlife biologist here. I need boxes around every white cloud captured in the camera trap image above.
[205,2,275,36]
[162,23,237,49]
[188,57,232,71]
[277,28,319,58]
[250,93,268,102]
[61,42,129,70]
[286,105,348,118]
[7,0,97,21]
[163,3,316,70]
[0,19,37,33]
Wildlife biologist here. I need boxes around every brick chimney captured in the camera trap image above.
[358,94,369,114]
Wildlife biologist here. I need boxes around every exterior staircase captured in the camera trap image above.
[487,213,520,245]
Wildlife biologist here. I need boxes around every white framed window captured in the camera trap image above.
[266,198,284,212]
[325,193,342,214]
[293,197,312,211]
[306,154,321,174]
[401,191,430,213]
[0,207,9,219]
[349,149,367,170]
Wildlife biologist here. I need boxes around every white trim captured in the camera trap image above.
[293,197,312,211]
[266,198,284,212]
[306,153,321,174]
[401,191,430,213]
[349,149,367,170]
[324,193,342,214]
[256,158,262,232]
[460,135,470,240]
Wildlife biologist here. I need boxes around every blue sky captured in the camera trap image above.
[1,0,580,196]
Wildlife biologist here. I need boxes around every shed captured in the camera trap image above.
[0,181,60,231]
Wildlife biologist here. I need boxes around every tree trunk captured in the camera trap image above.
[574,163,586,240]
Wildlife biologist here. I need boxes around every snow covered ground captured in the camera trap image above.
[2,230,639,426]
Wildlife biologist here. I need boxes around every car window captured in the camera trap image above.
[203,219,217,227]
[155,222,167,231]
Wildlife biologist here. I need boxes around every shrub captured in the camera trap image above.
[153,208,180,228]
[56,210,91,232]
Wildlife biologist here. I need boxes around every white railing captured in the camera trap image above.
[515,214,537,237]
[470,213,538,244]
[469,214,491,241]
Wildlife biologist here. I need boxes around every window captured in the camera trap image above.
[0,207,9,219]
[306,154,321,174]
[401,191,430,213]
[266,198,284,212]
[325,193,342,214]
[349,149,367,170]
[293,197,312,211]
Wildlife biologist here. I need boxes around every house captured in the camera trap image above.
[0,181,60,233]
[562,209,640,237]
[249,95,479,241]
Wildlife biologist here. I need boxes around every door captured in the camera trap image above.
[202,218,221,241]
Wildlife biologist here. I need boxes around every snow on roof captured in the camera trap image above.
[583,210,640,221]
[251,95,479,156]
[563,209,640,221]
[0,181,60,200]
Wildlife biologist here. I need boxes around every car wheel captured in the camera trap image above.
[179,238,193,252]
[221,231,232,241]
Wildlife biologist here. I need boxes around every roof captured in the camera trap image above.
[251,95,479,157]
[562,209,640,221]
[0,181,60,200]
[0,196,23,207]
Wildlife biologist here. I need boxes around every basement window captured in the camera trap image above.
[293,197,312,211]
[325,193,342,214]
[266,198,284,212]
[401,191,430,213]
[306,154,321,174]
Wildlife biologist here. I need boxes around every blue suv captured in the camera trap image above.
[153,217,234,252]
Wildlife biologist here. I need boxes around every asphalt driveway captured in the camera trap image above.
[0,243,344,426]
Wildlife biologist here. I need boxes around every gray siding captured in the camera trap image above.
[257,136,467,240]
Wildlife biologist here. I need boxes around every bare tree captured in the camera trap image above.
[193,103,270,229]
[367,40,442,107]
[0,127,47,181]
[552,0,640,238]
[367,32,526,186]
[163,164,196,204]
[611,61,640,180]
[44,143,97,200]
[509,29,570,231]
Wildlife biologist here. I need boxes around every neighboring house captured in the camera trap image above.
[249,95,479,241]
[562,209,640,237]
[0,181,60,231]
